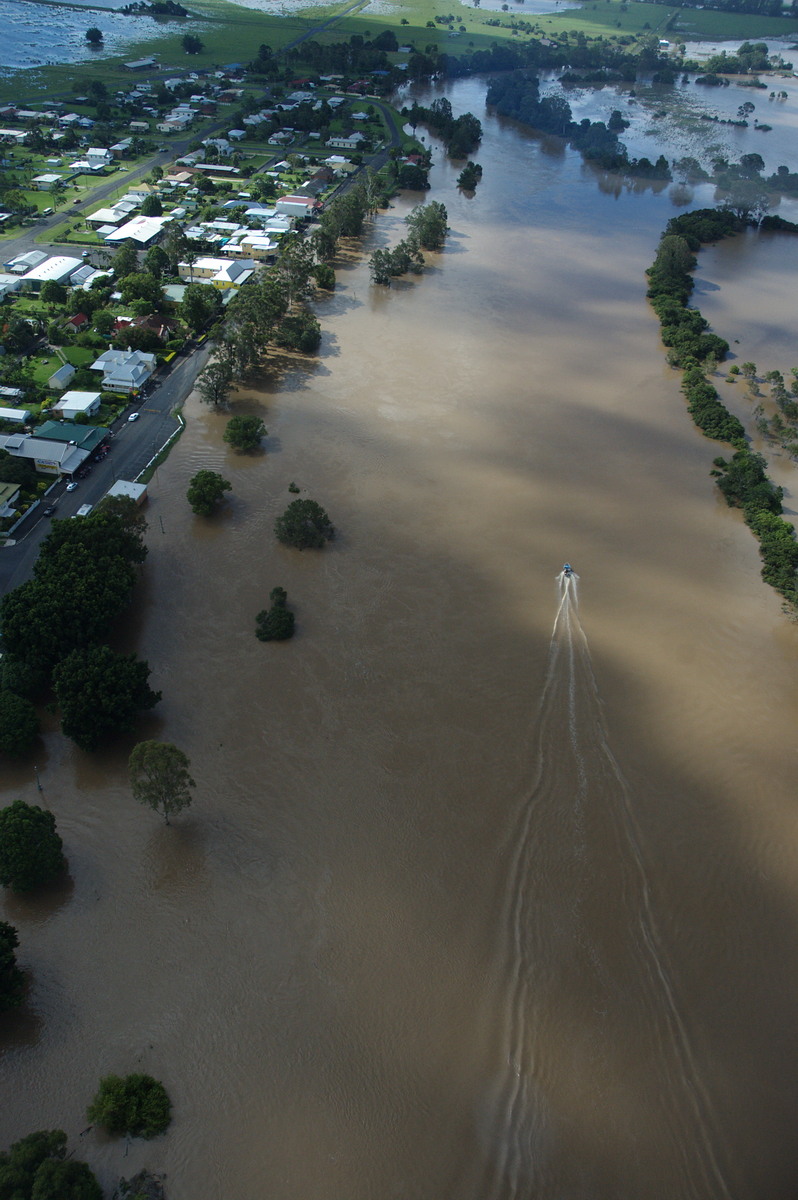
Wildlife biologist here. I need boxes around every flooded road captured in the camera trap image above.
[3,77,798,1200]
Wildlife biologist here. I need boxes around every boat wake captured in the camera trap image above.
[480,570,732,1200]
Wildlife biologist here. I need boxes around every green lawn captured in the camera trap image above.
[30,354,63,385]
[63,346,97,367]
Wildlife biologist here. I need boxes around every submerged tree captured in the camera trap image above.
[88,1074,172,1139]
[186,469,232,516]
[129,741,196,825]
[255,587,295,641]
[223,414,266,452]
[275,499,334,549]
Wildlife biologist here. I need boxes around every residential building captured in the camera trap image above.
[90,349,156,392]
[178,257,256,287]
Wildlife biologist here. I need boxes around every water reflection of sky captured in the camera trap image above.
[2,0,207,74]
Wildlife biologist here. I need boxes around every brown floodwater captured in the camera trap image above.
[3,78,798,1200]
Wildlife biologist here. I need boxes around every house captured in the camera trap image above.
[91,349,156,392]
[178,257,256,287]
[124,57,158,70]
[54,390,102,420]
[86,148,114,167]
[65,313,89,331]
[32,173,64,190]
[326,132,366,151]
[228,235,278,261]
[0,387,24,403]
[203,137,233,156]
[49,363,76,390]
[132,314,179,343]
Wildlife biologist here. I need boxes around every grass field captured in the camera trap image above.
[1,0,796,105]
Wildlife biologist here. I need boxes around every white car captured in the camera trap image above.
[66,481,78,492]
[128,412,140,422]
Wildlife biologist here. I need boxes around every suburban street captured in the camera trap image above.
[0,337,212,594]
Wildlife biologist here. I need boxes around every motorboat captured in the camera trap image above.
[563,563,573,576]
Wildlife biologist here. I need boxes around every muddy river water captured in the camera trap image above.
[3,75,798,1200]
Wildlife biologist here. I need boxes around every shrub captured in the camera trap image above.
[87,1074,171,1139]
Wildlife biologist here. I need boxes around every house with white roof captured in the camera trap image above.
[54,390,102,420]
[178,257,256,287]
[327,132,366,151]
[32,173,64,190]
[103,215,169,246]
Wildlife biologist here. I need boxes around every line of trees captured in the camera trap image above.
[646,209,798,609]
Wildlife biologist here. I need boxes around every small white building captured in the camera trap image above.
[276,198,312,220]
[49,363,77,390]
[55,390,102,420]
[106,479,148,505]
[0,407,29,425]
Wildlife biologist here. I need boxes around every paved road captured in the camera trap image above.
[0,338,212,596]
